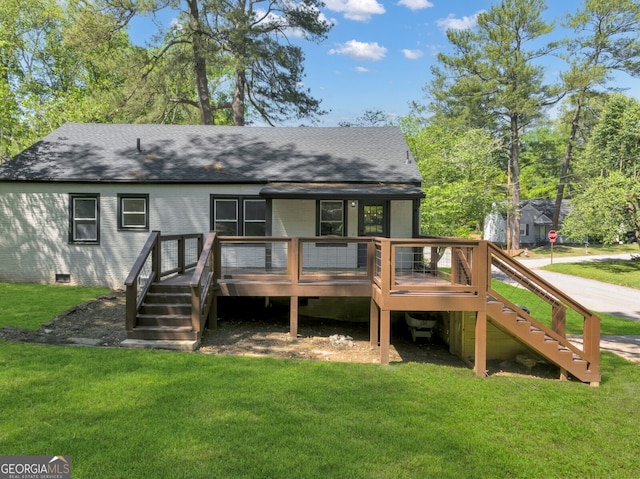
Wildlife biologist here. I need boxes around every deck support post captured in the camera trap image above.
[290,296,298,338]
[380,309,391,365]
[474,311,487,377]
[370,299,379,347]
[208,294,218,330]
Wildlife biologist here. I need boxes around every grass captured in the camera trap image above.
[492,280,640,335]
[1,342,639,478]
[524,243,638,259]
[541,260,640,290]
[0,283,109,329]
[1,283,639,477]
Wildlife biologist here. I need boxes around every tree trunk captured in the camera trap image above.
[232,67,246,126]
[553,93,584,229]
[510,116,521,251]
[186,0,214,125]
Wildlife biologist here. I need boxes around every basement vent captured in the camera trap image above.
[55,273,71,284]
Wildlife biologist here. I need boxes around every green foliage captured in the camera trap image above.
[149,0,333,125]
[564,94,640,244]
[405,121,503,236]
[421,0,562,248]
[519,125,565,199]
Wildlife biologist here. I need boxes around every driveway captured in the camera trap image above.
[519,253,640,363]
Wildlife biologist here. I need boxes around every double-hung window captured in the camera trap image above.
[212,197,266,236]
[70,194,99,244]
[118,194,149,230]
[318,200,345,236]
[243,199,266,236]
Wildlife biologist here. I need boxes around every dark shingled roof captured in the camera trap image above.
[0,123,422,185]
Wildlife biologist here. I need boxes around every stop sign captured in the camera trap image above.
[548,230,557,242]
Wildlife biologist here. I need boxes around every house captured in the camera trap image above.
[0,124,601,384]
[0,123,423,289]
[484,200,572,247]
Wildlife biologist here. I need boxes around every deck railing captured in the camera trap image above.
[373,237,487,295]
[125,234,600,380]
[216,236,376,283]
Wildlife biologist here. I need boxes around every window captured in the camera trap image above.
[70,194,99,243]
[319,200,345,236]
[118,194,149,230]
[212,197,266,235]
[244,199,266,236]
[520,224,530,236]
[214,199,239,235]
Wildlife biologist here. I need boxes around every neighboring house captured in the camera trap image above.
[0,123,423,289]
[484,200,571,247]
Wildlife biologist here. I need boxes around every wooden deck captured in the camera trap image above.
[124,233,601,385]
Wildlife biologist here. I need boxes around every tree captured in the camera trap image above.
[131,0,332,125]
[424,0,561,249]
[562,94,640,246]
[519,125,566,200]
[338,109,393,127]
[551,0,640,229]
[0,0,149,157]
[404,120,503,237]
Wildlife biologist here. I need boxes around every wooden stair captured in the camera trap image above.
[486,299,598,383]
[127,283,198,341]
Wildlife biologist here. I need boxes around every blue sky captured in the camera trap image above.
[128,0,640,126]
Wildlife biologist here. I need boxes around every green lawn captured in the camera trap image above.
[526,243,638,259]
[541,260,640,290]
[491,280,640,335]
[1,342,639,478]
[0,283,109,329]
[1,283,640,477]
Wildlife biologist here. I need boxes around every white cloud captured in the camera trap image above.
[355,66,370,72]
[323,0,385,22]
[329,40,387,60]
[397,0,433,11]
[402,49,424,60]
[437,12,483,31]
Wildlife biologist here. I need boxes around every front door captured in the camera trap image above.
[358,201,388,267]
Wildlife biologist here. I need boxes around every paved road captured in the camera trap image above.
[518,253,640,322]
[517,253,640,363]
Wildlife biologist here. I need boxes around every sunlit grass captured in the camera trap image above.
[0,283,110,329]
[527,243,638,258]
[541,260,640,290]
[491,280,640,335]
[0,343,639,478]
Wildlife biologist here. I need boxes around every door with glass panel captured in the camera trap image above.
[357,201,388,268]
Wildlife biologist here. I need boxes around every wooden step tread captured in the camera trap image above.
[137,314,191,320]
[133,325,193,332]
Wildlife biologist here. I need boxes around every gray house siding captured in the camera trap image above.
[0,124,423,289]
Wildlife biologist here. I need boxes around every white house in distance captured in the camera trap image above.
[0,123,423,289]
[484,200,571,247]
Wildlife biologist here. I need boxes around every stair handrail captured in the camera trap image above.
[190,231,219,333]
[487,242,595,319]
[124,231,161,331]
[486,242,600,374]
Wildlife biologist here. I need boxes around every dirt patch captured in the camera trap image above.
[0,291,579,379]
